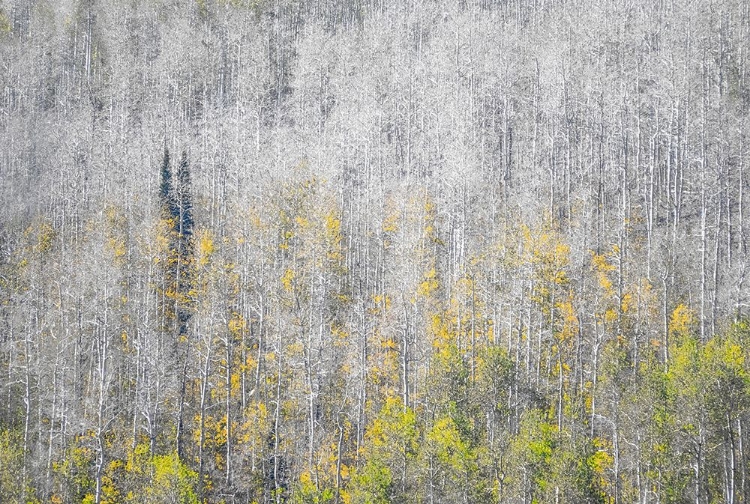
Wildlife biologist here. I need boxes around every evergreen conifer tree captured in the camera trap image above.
[159,148,178,222]
[175,150,194,247]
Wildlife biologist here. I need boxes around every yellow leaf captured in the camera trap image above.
[281,268,295,292]
[198,230,215,266]
[669,304,695,338]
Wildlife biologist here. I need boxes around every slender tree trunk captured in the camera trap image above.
[198,336,212,500]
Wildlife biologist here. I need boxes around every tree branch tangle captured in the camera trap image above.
[0,0,749,503]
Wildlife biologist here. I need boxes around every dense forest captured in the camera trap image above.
[1,0,750,502]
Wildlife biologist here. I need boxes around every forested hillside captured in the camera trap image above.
[1,0,750,502]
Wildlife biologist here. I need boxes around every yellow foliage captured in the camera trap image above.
[556,299,579,343]
[486,319,495,342]
[101,459,125,504]
[153,217,175,256]
[324,210,345,264]
[193,414,228,451]
[591,245,620,296]
[383,209,400,233]
[285,341,304,357]
[299,470,313,486]
[553,242,570,267]
[279,212,294,250]
[591,249,617,272]
[228,313,247,335]
[669,304,696,339]
[621,292,633,313]
[325,211,341,237]
[25,218,56,255]
[242,354,258,374]
[591,251,616,295]
[230,373,241,397]
[703,337,745,375]
[331,322,349,344]
[589,438,614,501]
[197,230,215,266]
[0,10,12,35]
[370,294,392,314]
[522,225,571,303]
[246,206,264,230]
[382,338,397,350]
[340,463,350,480]
[423,197,435,214]
[238,401,270,450]
[417,268,439,298]
[429,312,454,350]
[107,237,127,260]
[281,268,295,292]
[721,341,745,369]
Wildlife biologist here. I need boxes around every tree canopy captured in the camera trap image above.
[1,0,749,502]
